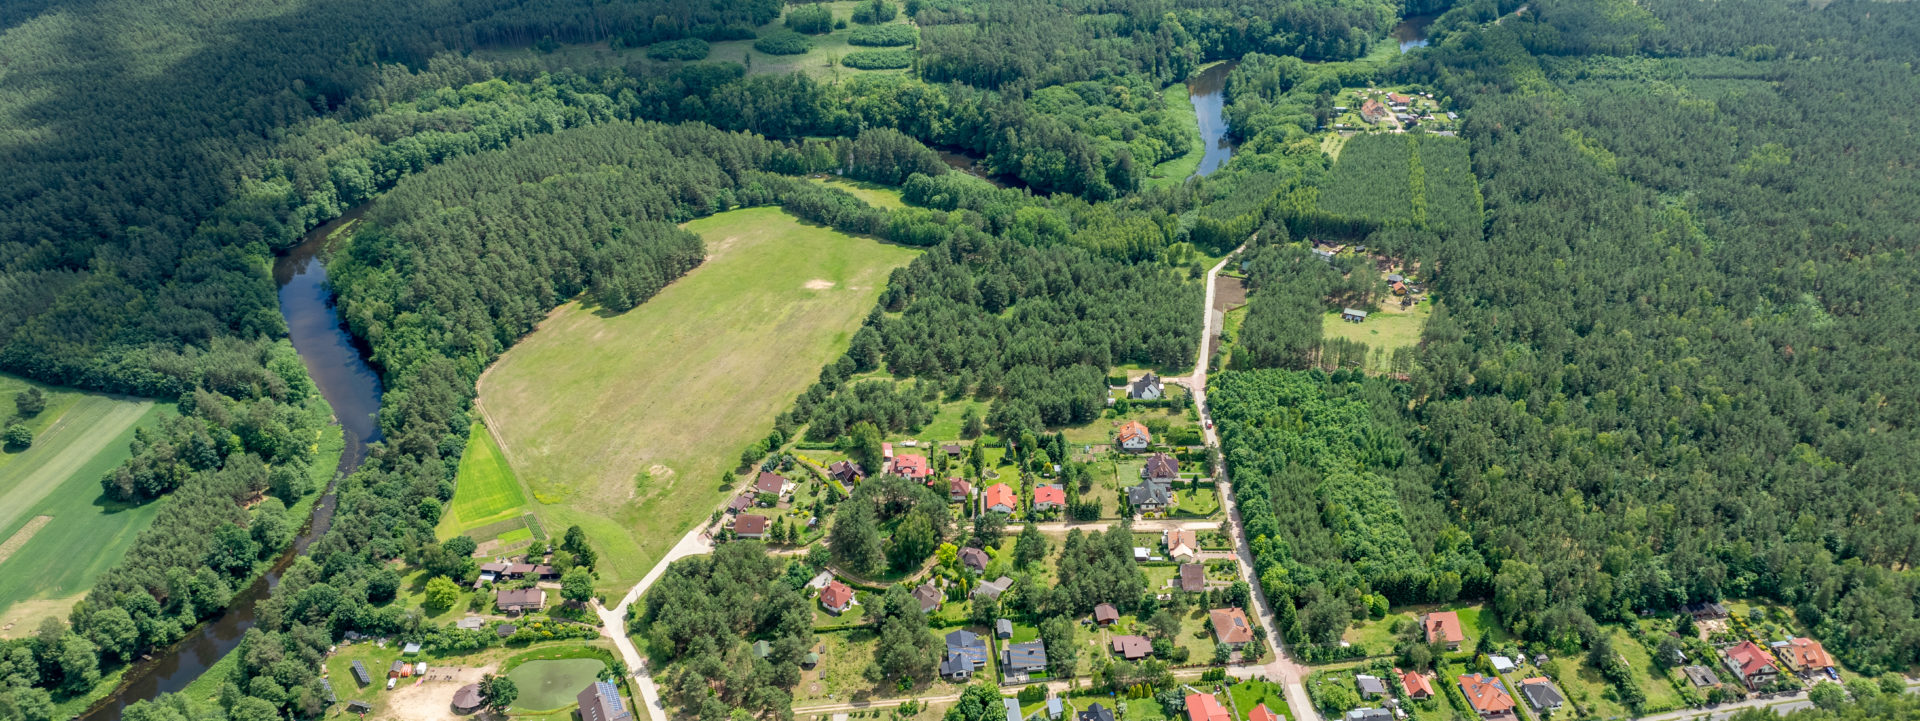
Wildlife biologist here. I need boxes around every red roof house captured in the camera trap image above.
[892,454,929,480]
[1401,668,1435,699]
[1185,693,1232,721]
[754,471,787,495]
[1209,607,1253,645]
[820,580,854,615]
[1423,611,1466,648]
[1459,674,1515,718]
[1248,704,1281,721]
[984,484,1016,513]
[1033,485,1065,509]
[1782,637,1836,675]
[733,514,768,538]
[1116,421,1151,451]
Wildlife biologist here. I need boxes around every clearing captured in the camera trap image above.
[808,176,906,209]
[1320,299,1431,373]
[438,422,537,551]
[506,658,606,712]
[1145,82,1204,188]
[0,373,169,635]
[477,207,920,591]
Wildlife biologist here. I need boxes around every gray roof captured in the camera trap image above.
[1343,308,1369,318]
[1357,674,1388,696]
[1003,640,1048,672]
[349,660,371,685]
[976,576,1013,600]
[945,629,988,670]
[1683,665,1722,687]
[1128,480,1171,507]
[1005,698,1024,721]
[577,680,632,721]
[1347,709,1392,721]
[960,547,990,570]
[997,618,1014,636]
[1521,680,1565,710]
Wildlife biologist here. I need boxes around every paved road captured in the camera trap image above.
[592,524,714,721]
[1005,519,1220,533]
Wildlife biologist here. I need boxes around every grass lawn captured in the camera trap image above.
[1010,622,1040,643]
[1341,610,1417,651]
[797,628,975,705]
[1059,405,1197,447]
[478,207,920,592]
[809,176,906,209]
[1229,679,1292,720]
[1555,654,1629,719]
[1608,626,1682,709]
[895,399,989,445]
[506,657,606,712]
[0,372,174,635]
[1145,83,1204,189]
[1320,299,1431,373]
[438,422,533,544]
[1171,487,1220,517]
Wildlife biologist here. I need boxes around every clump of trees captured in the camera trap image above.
[753,29,814,55]
[786,4,834,34]
[645,38,711,61]
[637,542,810,719]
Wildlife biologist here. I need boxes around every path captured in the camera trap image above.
[1004,519,1220,533]
[1635,680,1919,721]
[592,524,714,721]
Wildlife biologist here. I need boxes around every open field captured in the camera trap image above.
[438,422,535,548]
[478,207,920,591]
[1320,299,1431,372]
[809,176,906,209]
[507,658,606,712]
[0,374,170,634]
[1145,83,1205,188]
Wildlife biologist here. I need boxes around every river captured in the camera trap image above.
[1187,61,1238,178]
[78,208,384,721]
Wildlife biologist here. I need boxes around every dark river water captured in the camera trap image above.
[1393,13,1439,52]
[78,207,384,721]
[1187,61,1238,178]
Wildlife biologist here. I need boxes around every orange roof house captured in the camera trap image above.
[820,580,854,614]
[1185,693,1232,721]
[1459,674,1515,718]
[892,453,929,479]
[1248,704,1281,721]
[1209,607,1253,645]
[984,483,1017,513]
[1423,611,1466,648]
[1033,485,1066,508]
[1781,637,1835,675]
[1116,421,1151,450]
[1724,640,1781,689]
[1401,668,1435,699]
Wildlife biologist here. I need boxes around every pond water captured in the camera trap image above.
[78,208,384,721]
[1393,13,1440,52]
[1187,61,1238,178]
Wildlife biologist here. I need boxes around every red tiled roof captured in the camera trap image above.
[1185,694,1232,721]
[1425,611,1466,644]
[1459,674,1514,715]
[1117,421,1151,445]
[821,581,853,609]
[950,478,972,496]
[1166,529,1198,553]
[734,514,768,535]
[1727,641,1776,677]
[892,454,929,479]
[1785,638,1834,670]
[1401,668,1435,697]
[1210,607,1253,644]
[1034,485,1065,506]
[1249,704,1281,721]
[984,484,1016,510]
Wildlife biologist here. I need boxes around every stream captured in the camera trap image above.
[78,207,384,721]
[1187,61,1238,179]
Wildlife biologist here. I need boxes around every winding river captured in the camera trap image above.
[78,208,384,721]
[1187,61,1238,178]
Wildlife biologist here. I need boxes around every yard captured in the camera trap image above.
[506,658,606,713]
[1170,486,1220,517]
[476,206,920,592]
[1228,679,1292,721]
[1319,299,1431,374]
[795,628,976,706]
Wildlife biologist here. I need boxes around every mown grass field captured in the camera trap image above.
[1320,299,1431,372]
[438,422,535,548]
[0,372,170,635]
[477,207,920,591]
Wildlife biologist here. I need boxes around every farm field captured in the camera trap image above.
[438,422,539,552]
[0,373,171,635]
[1320,300,1431,373]
[477,207,920,591]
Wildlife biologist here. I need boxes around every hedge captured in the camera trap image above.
[645,38,710,61]
[849,24,917,46]
[753,29,813,55]
[842,49,914,69]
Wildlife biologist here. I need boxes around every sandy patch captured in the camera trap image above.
[0,594,80,638]
[0,516,51,564]
[374,664,494,721]
[804,279,836,290]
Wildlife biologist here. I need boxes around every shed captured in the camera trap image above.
[402,642,422,655]
[1342,308,1368,323]
[453,683,485,713]
[347,701,374,714]
[996,618,1014,639]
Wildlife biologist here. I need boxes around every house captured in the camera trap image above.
[727,494,755,514]
[1347,710,1392,721]
[892,454,930,481]
[1423,611,1466,650]
[496,624,517,638]
[1210,607,1254,646]
[1048,696,1064,720]
[975,576,1014,602]
[1389,92,1412,104]
[1683,601,1729,621]
[1723,640,1780,690]
[1078,702,1117,721]
[1185,693,1233,721]
[882,442,894,464]
[943,444,965,459]
[1128,479,1172,512]
[912,583,944,614]
[1116,421,1152,452]
[453,683,484,713]
[1392,281,1407,295]
[1400,669,1435,700]
[733,513,768,539]
[1178,563,1207,593]
[1342,308,1368,323]
[496,588,546,614]
[1518,677,1565,713]
[1249,704,1282,721]
[828,460,865,483]
[1129,372,1164,400]
[1093,603,1119,626]
[1458,674,1516,719]
[1033,485,1066,510]
[1003,640,1048,675]
[478,561,510,583]
[994,618,1015,639]
[1004,698,1024,721]
[1780,637,1837,677]
[1490,655,1517,674]
[349,660,372,686]
[1143,453,1180,482]
[1111,635,1152,660]
[820,580,855,615]
[1356,674,1388,698]
[1387,274,1405,284]
[950,478,973,502]
[942,630,989,680]
[984,484,1017,513]
[754,471,789,496]
[1682,665,1722,688]
[1164,529,1199,561]
[959,547,990,572]
[577,680,633,721]
[1361,99,1391,124]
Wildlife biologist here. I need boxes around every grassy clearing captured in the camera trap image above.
[0,375,171,634]
[478,207,920,591]
[808,176,906,209]
[506,658,605,712]
[1145,83,1205,189]
[1320,299,1431,373]
[438,422,532,544]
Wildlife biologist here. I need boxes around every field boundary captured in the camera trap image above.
[0,516,51,565]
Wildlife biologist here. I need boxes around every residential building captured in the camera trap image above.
[828,460,865,483]
[984,484,1017,513]
[1518,677,1564,713]
[1780,637,1836,677]
[942,630,988,680]
[1033,484,1066,510]
[1111,635,1152,660]
[1423,611,1466,650]
[1361,99,1391,124]
[1129,372,1164,400]
[1723,640,1780,690]
[1078,702,1117,721]
[727,494,755,514]
[754,471,788,496]
[1004,698,1024,721]
[943,444,965,459]
[820,580,854,615]
[1249,704,1282,721]
[1048,697,1064,720]
[1116,421,1152,452]
[1093,603,1119,626]
[1178,563,1207,592]
[1164,529,1199,560]
[1185,693,1233,721]
[1347,709,1392,721]
[577,680,633,721]
[1210,607,1253,646]
[1458,674,1515,719]
[1128,479,1172,512]
[892,454,930,481]
[496,588,545,614]
[1342,308,1368,323]
[1143,453,1180,482]
[950,478,972,502]
[1400,669,1435,700]
[732,513,768,539]
[1003,640,1048,675]
[960,547,990,572]
[975,576,1014,602]
[1356,674,1388,698]
[1682,665,1722,688]
[912,583,943,614]
[1683,601,1729,621]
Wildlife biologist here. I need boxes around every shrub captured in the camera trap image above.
[848,24,917,47]
[753,29,813,55]
[851,0,898,24]
[645,38,710,61]
[842,49,914,70]
[785,4,833,34]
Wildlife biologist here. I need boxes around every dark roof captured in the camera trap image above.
[390,660,409,674]
[959,547,990,570]
[1144,453,1179,480]
[1003,640,1047,672]
[496,624,517,637]
[1682,665,1722,687]
[1111,635,1152,660]
[944,629,988,671]
[828,460,865,480]
[1094,603,1119,623]
[996,618,1014,636]
[1129,372,1162,395]
[728,495,754,511]
[1520,680,1565,710]
[453,683,484,711]
[1683,601,1729,619]
[733,514,768,535]
[754,471,787,494]
[347,701,373,713]
[577,680,632,721]
[975,576,1013,600]
[349,660,371,685]
[1078,702,1116,721]
[1129,480,1171,507]
[1357,674,1388,695]
[1178,563,1206,592]
[496,588,545,608]
[479,562,511,573]
[912,584,943,613]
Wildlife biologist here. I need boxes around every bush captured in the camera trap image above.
[849,24,916,47]
[842,49,914,70]
[645,38,710,61]
[785,4,833,34]
[753,30,813,55]
[851,0,898,24]
[2,424,30,450]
